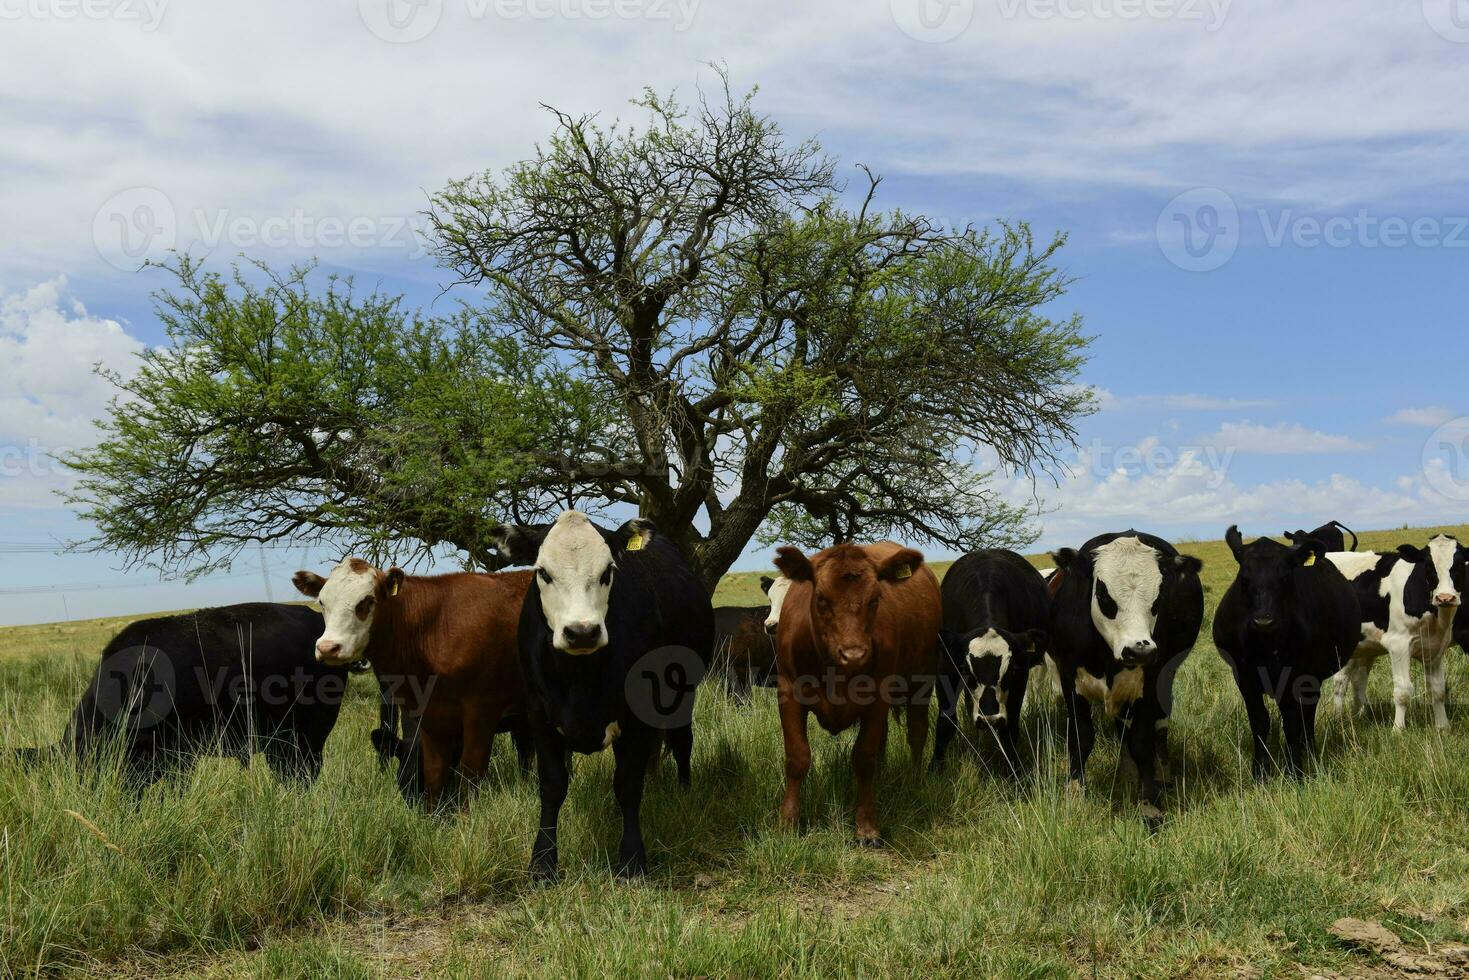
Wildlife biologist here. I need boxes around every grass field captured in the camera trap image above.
[3,525,1469,978]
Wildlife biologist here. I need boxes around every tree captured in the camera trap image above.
[68,77,1094,590]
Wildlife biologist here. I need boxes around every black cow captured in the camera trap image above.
[1049,530,1203,826]
[710,605,778,699]
[14,603,346,785]
[490,510,714,881]
[932,549,1049,775]
[1215,526,1361,780]
[1284,520,1358,554]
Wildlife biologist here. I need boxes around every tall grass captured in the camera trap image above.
[1,525,1467,977]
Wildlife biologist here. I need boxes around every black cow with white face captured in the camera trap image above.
[932,549,1049,775]
[1214,527,1361,780]
[1284,520,1357,554]
[491,510,714,881]
[10,603,346,785]
[1049,530,1203,826]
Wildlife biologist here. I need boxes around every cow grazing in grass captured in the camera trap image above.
[15,604,346,786]
[1328,534,1468,730]
[1215,526,1361,779]
[773,541,942,846]
[1049,531,1203,826]
[293,561,533,809]
[932,549,1049,775]
[490,511,714,881]
[1284,520,1358,554]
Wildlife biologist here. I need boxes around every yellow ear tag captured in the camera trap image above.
[895,564,912,580]
[1303,554,1316,567]
[390,580,400,596]
[625,534,644,552]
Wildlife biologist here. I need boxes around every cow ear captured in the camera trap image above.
[382,568,406,598]
[613,518,656,554]
[1225,525,1244,562]
[293,570,326,598]
[1023,629,1049,664]
[1397,544,1427,563]
[774,546,814,582]
[759,575,775,594]
[1052,547,1089,575]
[1292,536,1326,566]
[1174,554,1203,576]
[878,547,924,583]
[489,523,547,566]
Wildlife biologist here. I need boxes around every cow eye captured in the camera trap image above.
[538,568,553,585]
[1094,581,1118,619]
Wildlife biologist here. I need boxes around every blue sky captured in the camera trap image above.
[2,0,1467,624]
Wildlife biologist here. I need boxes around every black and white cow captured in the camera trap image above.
[932,549,1049,775]
[1048,531,1203,825]
[1329,534,1468,730]
[1214,526,1361,779]
[13,604,346,785]
[1284,520,1358,554]
[490,510,714,881]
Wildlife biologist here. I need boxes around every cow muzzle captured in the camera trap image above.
[1434,592,1460,608]
[559,622,605,654]
[315,640,356,665]
[1116,639,1157,666]
[834,646,871,669]
[1249,615,1278,633]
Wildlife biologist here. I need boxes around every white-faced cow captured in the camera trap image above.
[762,574,793,634]
[1049,531,1203,826]
[293,560,534,809]
[11,604,347,786]
[490,511,714,881]
[1328,534,1468,730]
[932,549,1049,776]
[1215,527,1361,780]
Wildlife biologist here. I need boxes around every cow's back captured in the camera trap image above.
[942,549,1049,635]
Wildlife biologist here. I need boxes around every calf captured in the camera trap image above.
[1214,526,1360,779]
[711,604,777,699]
[773,541,942,845]
[932,549,1049,775]
[1329,534,1467,730]
[490,511,714,881]
[18,604,345,786]
[1284,520,1358,554]
[1049,531,1203,825]
[293,561,533,809]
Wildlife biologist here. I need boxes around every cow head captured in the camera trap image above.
[1225,525,1320,634]
[761,574,792,635]
[292,558,403,666]
[491,510,653,655]
[1398,534,1468,610]
[774,543,923,670]
[951,626,1047,725]
[1054,534,1202,666]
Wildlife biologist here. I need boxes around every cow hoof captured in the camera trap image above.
[1139,803,1164,832]
[616,864,647,882]
[528,859,560,886]
[855,835,885,849]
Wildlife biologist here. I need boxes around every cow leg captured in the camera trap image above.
[374,677,399,773]
[396,710,425,803]
[852,705,889,846]
[1124,700,1163,828]
[1153,717,1172,785]
[666,722,694,788]
[420,728,451,812]
[611,731,655,879]
[998,672,1029,779]
[529,723,570,883]
[1277,692,1309,780]
[903,702,928,771]
[777,682,811,830]
[1061,680,1094,791]
[929,671,961,773]
[264,731,322,786]
[457,699,497,788]
[1385,637,1414,730]
[1232,660,1274,782]
[1425,649,1450,731]
[511,724,534,777]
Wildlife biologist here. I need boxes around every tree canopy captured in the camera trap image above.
[68,77,1094,589]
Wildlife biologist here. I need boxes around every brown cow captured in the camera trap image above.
[773,540,942,845]
[293,559,532,810]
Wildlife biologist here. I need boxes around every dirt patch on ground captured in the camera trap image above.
[1298,918,1469,979]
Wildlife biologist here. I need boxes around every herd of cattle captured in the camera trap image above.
[7,512,1469,877]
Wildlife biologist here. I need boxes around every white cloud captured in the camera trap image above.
[1386,406,1457,428]
[1099,392,1277,412]
[0,279,144,508]
[1200,421,1370,455]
